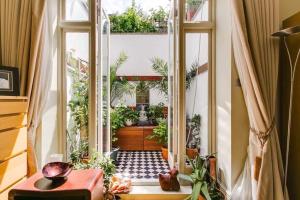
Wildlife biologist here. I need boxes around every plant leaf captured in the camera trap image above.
[201,182,211,200]
[178,174,193,182]
[191,182,202,200]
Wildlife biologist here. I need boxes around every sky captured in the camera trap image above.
[102,0,170,14]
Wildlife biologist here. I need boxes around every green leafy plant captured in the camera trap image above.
[68,64,89,135]
[147,119,168,147]
[69,138,89,164]
[109,1,169,33]
[110,105,127,143]
[147,103,165,125]
[149,57,168,96]
[179,156,211,200]
[149,6,168,32]
[179,155,224,200]
[186,114,202,149]
[110,52,136,106]
[72,151,116,189]
[109,2,156,33]
[124,107,139,122]
[186,61,198,90]
[186,0,205,7]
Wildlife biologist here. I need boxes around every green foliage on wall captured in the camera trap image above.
[109,4,168,33]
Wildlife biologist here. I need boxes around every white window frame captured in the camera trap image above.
[176,0,216,173]
[59,0,97,159]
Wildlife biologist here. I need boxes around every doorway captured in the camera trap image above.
[98,0,172,183]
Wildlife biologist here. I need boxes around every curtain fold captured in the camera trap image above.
[231,0,285,199]
[0,0,47,176]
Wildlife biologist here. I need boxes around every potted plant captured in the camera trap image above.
[179,155,224,200]
[147,118,168,160]
[147,103,165,125]
[110,105,128,162]
[124,107,139,126]
[186,114,201,159]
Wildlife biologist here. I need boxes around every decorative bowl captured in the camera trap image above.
[42,162,73,181]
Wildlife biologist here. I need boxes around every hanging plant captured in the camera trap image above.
[186,61,199,90]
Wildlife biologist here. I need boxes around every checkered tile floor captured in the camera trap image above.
[115,151,170,181]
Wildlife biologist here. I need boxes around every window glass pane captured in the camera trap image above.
[185,0,209,22]
[65,0,89,21]
[66,32,89,160]
[168,14,174,154]
[185,33,208,163]
[97,14,110,153]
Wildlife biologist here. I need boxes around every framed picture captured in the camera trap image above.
[0,66,20,96]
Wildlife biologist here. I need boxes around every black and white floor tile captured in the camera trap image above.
[115,150,170,181]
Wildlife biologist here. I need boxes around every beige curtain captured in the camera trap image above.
[0,0,47,176]
[231,0,285,199]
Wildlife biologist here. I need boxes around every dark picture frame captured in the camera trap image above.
[0,66,20,96]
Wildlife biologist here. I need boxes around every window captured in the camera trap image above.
[60,0,96,160]
[59,0,215,173]
[176,0,215,171]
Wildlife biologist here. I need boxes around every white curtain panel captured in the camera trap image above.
[230,0,285,199]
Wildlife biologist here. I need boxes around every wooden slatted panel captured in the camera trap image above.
[144,128,162,150]
[0,102,27,115]
[0,128,27,161]
[0,177,26,200]
[116,129,144,150]
[0,114,27,131]
[0,153,27,192]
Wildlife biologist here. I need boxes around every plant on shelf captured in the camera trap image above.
[147,102,165,125]
[147,118,168,160]
[110,52,136,107]
[124,107,139,126]
[179,155,224,200]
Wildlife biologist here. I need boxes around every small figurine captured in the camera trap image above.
[159,168,180,191]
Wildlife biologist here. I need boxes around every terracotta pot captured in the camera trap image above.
[198,194,205,200]
[186,148,198,159]
[161,147,168,160]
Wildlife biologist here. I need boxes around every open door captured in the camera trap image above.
[168,0,178,168]
[97,4,111,153]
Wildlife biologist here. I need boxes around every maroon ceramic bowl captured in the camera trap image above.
[42,162,73,181]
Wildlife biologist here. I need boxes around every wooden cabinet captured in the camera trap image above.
[116,126,162,150]
[0,97,28,200]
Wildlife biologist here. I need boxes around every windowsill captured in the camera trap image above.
[118,185,192,200]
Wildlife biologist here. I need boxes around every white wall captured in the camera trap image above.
[110,34,169,76]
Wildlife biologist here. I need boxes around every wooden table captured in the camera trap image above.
[9,169,104,200]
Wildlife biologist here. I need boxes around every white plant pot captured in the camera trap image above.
[125,119,133,126]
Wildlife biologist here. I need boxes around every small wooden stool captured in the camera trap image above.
[9,169,104,200]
